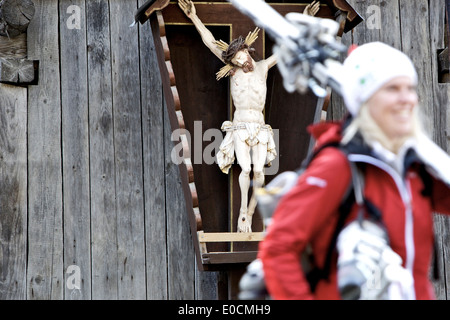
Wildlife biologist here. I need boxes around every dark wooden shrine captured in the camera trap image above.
[137,0,362,271]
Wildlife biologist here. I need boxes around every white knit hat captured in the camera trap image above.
[341,42,418,116]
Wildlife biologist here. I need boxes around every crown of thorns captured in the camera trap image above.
[214,27,260,80]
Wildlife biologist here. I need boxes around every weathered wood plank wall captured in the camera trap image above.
[428,0,450,300]
[0,0,222,300]
[330,0,450,299]
[0,0,447,300]
[60,0,91,300]
[27,0,63,299]
[0,1,28,299]
[86,0,117,300]
[0,85,27,299]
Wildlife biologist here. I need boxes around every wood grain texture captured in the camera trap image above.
[0,85,27,299]
[59,0,91,300]
[110,0,146,299]
[0,32,26,58]
[164,98,196,299]
[87,0,119,300]
[26,0,63,300]
[0,58,35,84]
[138,0,168,300]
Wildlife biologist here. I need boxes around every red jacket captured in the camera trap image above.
[259,122,450,300]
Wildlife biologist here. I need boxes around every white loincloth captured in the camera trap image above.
[216,120,277,174]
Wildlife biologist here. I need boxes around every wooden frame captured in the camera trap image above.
[146,1,362,271]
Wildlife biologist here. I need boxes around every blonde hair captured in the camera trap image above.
[341,103,426,154]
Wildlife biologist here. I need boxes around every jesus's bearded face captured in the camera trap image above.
[231,49,254,73]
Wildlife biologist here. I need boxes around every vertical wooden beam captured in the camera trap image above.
[109,0,146,299]
[59,0,91,300]
[86,0,119,300]
[0,85,27,299]
[0,0,29,301]
[163,98,196,299]
[138,0,169,300]
[26,0,63,300]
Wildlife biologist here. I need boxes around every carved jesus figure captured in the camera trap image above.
[179,0,320,232]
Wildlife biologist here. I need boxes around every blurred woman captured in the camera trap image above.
[259,42,450,300]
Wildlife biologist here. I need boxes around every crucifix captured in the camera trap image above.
[177,0,319,233]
